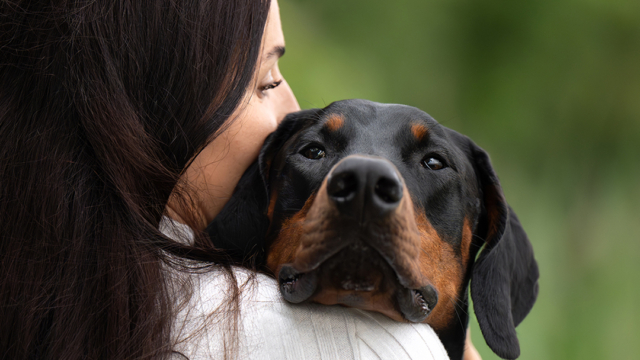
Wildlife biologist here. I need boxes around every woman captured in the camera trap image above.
[0,0,476,359]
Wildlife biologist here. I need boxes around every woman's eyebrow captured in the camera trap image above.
[266,46,285,59]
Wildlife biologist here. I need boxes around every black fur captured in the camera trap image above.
[206,162,269,265]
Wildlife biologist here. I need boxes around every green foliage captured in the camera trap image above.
[280,0,640,358]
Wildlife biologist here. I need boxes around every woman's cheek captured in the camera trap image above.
[230,101,279,164]
[273,79,300,122]
[228,81,299,168]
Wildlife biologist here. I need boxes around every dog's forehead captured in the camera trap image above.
[315,100,447,151]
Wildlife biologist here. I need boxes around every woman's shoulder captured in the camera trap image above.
[171,267,450,360]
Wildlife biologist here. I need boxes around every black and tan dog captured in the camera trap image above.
[208,99,539,360]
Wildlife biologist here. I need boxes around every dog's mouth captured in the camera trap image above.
[277,242,438,323]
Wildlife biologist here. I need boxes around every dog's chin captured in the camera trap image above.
[277,242,438,323]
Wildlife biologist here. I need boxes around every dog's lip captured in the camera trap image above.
[397,286,438,323]
[356,233,426,290]
[292,231,424,291]
[290,235,352,274]
[280,233,430,309]
[278,262,437,323]
[278,264,318,303]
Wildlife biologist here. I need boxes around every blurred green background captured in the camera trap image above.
[279,0,640,359]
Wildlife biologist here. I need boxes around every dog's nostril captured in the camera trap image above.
[328,172,358,200]
[374,177,402,203]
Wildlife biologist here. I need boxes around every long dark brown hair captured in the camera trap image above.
[0,0,270,359]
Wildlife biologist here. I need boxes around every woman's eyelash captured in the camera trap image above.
[260,80,282,92]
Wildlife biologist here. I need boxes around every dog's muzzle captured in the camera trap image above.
[277,155,438,323]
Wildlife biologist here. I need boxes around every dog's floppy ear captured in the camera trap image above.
[206,108,321,266]
[467,141,539,359]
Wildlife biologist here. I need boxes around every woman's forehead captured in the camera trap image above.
[263,0,285,59]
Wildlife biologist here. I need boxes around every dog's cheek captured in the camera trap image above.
[416,214,469,331]
[265,194,317,273]
[290,186,342,270]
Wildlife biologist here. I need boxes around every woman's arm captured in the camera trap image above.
[464,329,482,360]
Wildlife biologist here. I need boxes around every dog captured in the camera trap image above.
[207,99,539,360]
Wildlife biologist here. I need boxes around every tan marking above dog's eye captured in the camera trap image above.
[301,145,326,160]
[411,123,429,141]
[422,157,445,170]
[325,114,345,132]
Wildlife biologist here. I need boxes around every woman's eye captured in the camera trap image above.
[422,157,445,170]
[259,80,282,93]
[301,146,326,160]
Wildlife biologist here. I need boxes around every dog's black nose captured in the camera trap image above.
[327,155,403,219]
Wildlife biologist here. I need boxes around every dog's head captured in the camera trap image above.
[208,99,539,360]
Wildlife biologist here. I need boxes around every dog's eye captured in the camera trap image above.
[422,157,445,170]
[301,146,326,160]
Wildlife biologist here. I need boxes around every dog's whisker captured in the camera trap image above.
[472,234,486,243]
[445,293,470,332]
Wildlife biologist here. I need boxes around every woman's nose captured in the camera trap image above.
[276,78,300,122]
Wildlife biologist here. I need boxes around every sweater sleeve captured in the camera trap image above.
[170,268,449,360]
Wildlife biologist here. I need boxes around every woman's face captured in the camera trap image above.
[175,0,299,229]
